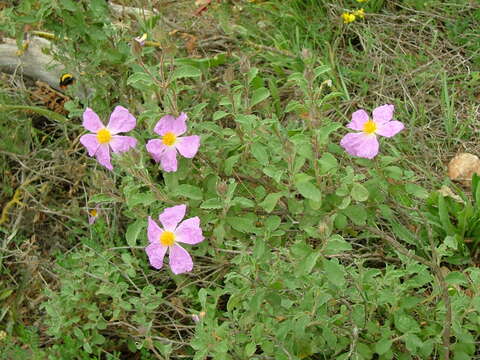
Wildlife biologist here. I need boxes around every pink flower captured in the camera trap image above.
[146,113,200,172]
[79,106,137,170]
[134,33,147,46]
[145,205,204,274]
[340,104,404,159]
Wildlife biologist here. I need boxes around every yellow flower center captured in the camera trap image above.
[363,120,377,134]
[89,209,98,217]
[160,231,175,246]
[162,132,177,146]
[97,128,112,144]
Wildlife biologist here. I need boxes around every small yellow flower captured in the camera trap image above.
[341,12,356,24]
[353,8,365,19]
[356,0,367,3]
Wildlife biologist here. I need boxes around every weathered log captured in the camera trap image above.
[0,36,65,91]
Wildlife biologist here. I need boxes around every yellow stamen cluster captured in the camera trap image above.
[97,128,112,144]
[160,231,175,246]
[162,132,177,146]
[353,8,365,18]
[341,12,356,24]
[341,8,365,23]
[363,120,377,134]
[89,209,98,217]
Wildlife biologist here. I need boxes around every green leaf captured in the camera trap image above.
[351,183,369,202]
[127,72,155,90]
[89,194,117,203]
[294,178,322,202]
[445,271,467,285]
[127,192,156,208]
[391,223,417,245]
[394,312,420,333]
[201,198,223,209]
[259,192,284,213]
[231,196,255,208]
[61,0,80,11]
[227,216,256,233]
[322,258,345,286]
[0,104,69,124]
[73,327,84,340]
[253,238,266,259]
[405,183,429,199]
[174,184,203,200]
[265,215,281,231]
[313,65,331,79]
[251,87,270,107]
[438,196,456,235]
[227,293,242,312]
[324,235,352,254]
[296,251,321,275]
[343,204,367,226]
[250,142,269,165]
[213,111,229,121]
[318,152,338,174]
[375,338,392,355]
[126,220,145,247]
[263,166,284,183]
[245,343,257,357]
[173,65,202,79]
[235,114,257,129]
[224,154,241,176]
[316,122,342,145]
[472,173,480,203]
[247,67,259,84]
[285,100,304,113]
[404,333,423,353]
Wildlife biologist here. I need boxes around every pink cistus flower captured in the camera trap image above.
[80,106,137,170]
[146,205,204,274]
[146,113,200,172]
[340,104,404,159]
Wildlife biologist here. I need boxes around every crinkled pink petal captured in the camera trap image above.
[80,134,100,156]
[95,144,113,170]
[175,135,200,159]
[83,108,104,133]
[347,109,369,131]
[145,242,168,269]
[109,135,137,153]
[175,217,204,245]
[340,132,379,159]
[147,216,163,243]
[159,205,186,231]
[372,104,394,125]
[88,214,97,225]
[376,121,404,138]
[146,139,167,163]
[159,147,178,172]
[169,244,193,274]
[153,113,187,136]
[107,106,136,134]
